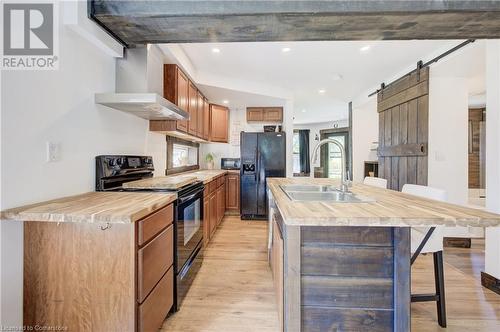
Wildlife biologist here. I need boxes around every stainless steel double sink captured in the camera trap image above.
[280,184,374,203]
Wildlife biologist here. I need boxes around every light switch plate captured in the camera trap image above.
[46,142,60,162]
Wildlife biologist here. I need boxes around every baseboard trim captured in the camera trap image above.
[443,237,471,248]
[481,271,500,295]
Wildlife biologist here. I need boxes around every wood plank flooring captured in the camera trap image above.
[162,217,500,331]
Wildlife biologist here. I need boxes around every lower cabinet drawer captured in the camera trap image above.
[138,225,173,303]
[138,267,174,332]
[209,180,217,193]
[217,175,225,187]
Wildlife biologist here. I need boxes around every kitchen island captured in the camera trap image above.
[1,191,177,332]
[267,178,500,332]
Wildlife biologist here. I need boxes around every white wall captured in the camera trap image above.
[428,75,469,205]
[0,4,165,326]
[485,40,500,280]
[352,98,378,183]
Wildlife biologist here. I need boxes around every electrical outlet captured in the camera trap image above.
[46,142,60,162]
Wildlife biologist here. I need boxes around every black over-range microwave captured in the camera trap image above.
[221,158,241,170]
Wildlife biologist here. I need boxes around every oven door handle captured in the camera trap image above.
[178,188,204,205]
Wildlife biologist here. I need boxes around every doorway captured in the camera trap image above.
[320,128,351,179]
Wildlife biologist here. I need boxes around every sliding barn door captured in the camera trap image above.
[377,67,429,191]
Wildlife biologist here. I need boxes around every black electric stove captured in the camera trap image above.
[95,155,204,311]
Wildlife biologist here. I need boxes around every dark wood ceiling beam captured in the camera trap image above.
[89,0,500,46]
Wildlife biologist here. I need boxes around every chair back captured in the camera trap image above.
[363,176,388,189]
[402,184,447,253]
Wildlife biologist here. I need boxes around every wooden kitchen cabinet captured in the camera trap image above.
[203,98,210,140]
[163,64,189,132]
[209,191,217,238]
[210,104,229,143]
[23,203,175,332]
[188,81,198,136]
[263,107,283,122]
[197,90,204,138]
[246,107,264,121]
[225,173,240,214]
[247,107,283,123]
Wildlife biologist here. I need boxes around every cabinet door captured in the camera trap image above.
[209,193,217,237]
[203,198,210,246]
[203,98,210,140]
[176,69,189,132]
[197,91,204,138]
[210,104,229,143]
[263,107,283,122]
[272,219,284,332]
[247,108,264,121]
[226,174,240,211]
[216,186,224,226]
[188,81,198,136]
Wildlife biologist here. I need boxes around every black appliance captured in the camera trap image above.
[95,155,204,311]
[240,132,286,219]
[221,157,241,170]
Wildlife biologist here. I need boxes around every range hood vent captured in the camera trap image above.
[95,46,189,121]
[95,93,188,120]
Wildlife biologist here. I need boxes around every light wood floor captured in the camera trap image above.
[162,217,500,331]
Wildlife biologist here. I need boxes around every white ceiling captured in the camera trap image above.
[172,40,465,124]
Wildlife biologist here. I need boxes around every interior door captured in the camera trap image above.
[257,133,286,216]
[377,67,429,191]
[320,131,350,180]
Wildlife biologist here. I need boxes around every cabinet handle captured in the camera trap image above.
[100,223,111,231]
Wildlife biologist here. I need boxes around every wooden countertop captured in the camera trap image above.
[123,169,230,190]
[0,192,176,224]
[267,177,500,227]
[123,174,198,190]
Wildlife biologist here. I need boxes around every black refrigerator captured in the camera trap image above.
[240,132,286,219]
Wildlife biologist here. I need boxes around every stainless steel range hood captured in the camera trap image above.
[95,45,189,121]
[95,93,188,120]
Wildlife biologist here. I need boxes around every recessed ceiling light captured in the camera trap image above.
[222,100,229,104]
[212,48,221,53]
[301,109,306,113]
[318,89,326,94]
[360,45,371,52]
[282,47,291,53]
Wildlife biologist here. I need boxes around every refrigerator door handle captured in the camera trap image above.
[254,148,258,181]
[257,150,260,182]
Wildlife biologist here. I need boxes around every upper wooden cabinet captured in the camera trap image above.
[197,91,204,138]
[203,97,210,140]
[157,64,230,143]
[246,107,283,123]
[164,64,189,132]
[210,104,229,143]
[188,81,198,136]
[247,108,264,121]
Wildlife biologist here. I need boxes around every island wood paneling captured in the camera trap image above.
[299,226,409,332]
[378,67,429,191]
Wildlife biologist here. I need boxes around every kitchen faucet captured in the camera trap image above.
[310,138,350,193]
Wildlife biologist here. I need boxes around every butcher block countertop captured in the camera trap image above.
[124,169,229,190]
[123,174,198,190]
[0,191,176,223]
[268,177,500,227]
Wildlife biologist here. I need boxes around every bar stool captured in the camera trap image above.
[402,184,447,328]
[363,176,388,189]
